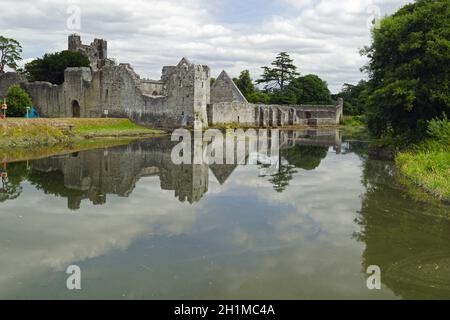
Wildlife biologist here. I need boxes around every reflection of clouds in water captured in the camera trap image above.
[209,151,364,246]
[0,176,202,293]
[0,145,373,298]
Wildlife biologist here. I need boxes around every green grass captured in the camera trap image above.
[340,115,365,127]
[70,118,163,136]
[396,140,450,201]
[0,118,165,149]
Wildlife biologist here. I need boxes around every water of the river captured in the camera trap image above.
[0,129,449,299]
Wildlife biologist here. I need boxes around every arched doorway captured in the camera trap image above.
[72,100,80,118]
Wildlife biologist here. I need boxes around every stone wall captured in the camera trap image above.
[208,101,343,127]
[207,101,255,125]
[0,72,25,100]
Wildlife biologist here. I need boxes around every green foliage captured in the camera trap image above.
[341,115,366,127]
[5,85,32,117]
[334,80,369,115]
[25,50,90,84]
[0,36,22,73]
[396,138,450,201]
[427,115,450,144]
[256,52,299,91]
[269,88,297,104]
[286,74,333,105]
[247,90,271,104]
[363,0,450,139]
[233,70,255,98]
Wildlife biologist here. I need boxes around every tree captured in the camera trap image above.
[256,52,299,91]
[5,85,32,117]
[25,50,90,85]
[334,80,369,115]
[247,90,271,104]
[286,74,333,105]
[269,88,297,105]
[362,0,450,138]
[0,36,22,73]
[233,70,255,99]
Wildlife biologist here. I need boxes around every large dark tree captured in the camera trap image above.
[0,36,22,73]
[256,52,299,91]
[362,0,450,138]
[25,50,90,85]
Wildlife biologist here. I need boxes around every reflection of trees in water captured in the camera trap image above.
[0,162,28,203]
[281,145,328,171]
[27,170,84,198]
[268,163,297,193]
[261,145,328,193]
[355,158,450,299]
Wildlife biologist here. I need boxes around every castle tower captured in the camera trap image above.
[67,34,108,70]
[68,34,82,51]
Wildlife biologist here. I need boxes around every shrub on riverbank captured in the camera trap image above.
[5,85,32,117]
[341,115,365,127]
[396,117,450,201]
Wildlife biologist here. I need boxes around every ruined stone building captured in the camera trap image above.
[0,35,343,128]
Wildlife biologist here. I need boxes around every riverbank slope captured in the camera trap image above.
[0,118,164,149]
[396,139,450,202]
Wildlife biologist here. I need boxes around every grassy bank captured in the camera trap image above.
[396,140,450,202]
[0,118,164,148]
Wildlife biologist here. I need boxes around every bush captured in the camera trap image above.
[427,116,450,145]
[5,85,32,117]
[341,115,365,127]
[247,91,271,104]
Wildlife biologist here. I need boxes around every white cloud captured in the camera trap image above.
[0,0,413,92]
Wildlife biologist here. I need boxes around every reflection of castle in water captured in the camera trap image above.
[29,130,342,209]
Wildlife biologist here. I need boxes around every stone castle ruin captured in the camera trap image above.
[0,35,343,128]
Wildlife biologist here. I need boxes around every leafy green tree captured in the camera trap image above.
[247,90,271,104]
[269,88,297,105]
[286,74,333,105]
[25,50,90,85]
[5,85,32,117]
[233,70,255,98]
[256,52,299,91]
[334,80,369,115]
[0,36,22,73]
[362,0,450,138]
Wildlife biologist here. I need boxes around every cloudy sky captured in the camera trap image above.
[1,0,412,92]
